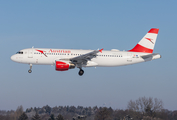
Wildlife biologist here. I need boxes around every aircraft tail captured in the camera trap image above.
[129,28,159,53]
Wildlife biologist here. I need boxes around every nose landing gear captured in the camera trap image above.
[28,69,32,73]
[78,69,84,76]
[28,64,32,73]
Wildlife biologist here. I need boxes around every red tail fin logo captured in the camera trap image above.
[145,38,154,44]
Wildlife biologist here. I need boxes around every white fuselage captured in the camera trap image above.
[11,48,160,67]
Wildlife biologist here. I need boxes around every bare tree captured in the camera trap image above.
[10,105,24,120]
[127,97,163,117]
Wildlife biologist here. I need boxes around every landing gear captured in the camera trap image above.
[28,69,32,73]
[28,64,32,73]
[78,69,84,76]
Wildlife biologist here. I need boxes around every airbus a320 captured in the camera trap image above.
[11,28,161,76]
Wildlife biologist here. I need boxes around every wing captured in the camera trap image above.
[70,48,103,67]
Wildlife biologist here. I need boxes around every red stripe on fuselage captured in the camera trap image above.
[129,44,153,53]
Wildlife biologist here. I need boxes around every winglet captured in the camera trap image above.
[99,48,103,53]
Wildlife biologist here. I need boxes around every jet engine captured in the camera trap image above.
[55,61,75,71]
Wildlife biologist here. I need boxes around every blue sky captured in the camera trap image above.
[0,1,177,111]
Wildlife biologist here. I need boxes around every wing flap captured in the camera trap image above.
[70,48,103,66]
[70,49,103,61]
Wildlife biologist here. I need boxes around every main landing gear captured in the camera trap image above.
[78,69,84,76]
[28,64,32,73]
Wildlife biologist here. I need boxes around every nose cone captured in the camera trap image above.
[11,54,23,63]
[11,55,16,62]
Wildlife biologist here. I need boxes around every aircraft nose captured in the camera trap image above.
[11,55,16,62]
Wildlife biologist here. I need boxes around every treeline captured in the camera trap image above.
[0,97,177,120]
[1,106,177,120]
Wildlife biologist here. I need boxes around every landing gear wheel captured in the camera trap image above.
[78,69,84,76]
[28,64,32,73]
[28,69,32,73]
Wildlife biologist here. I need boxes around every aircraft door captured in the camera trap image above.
[127,53,132,62]
[28,49,33,58]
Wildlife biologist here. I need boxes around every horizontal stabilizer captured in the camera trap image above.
[140,53,161,60]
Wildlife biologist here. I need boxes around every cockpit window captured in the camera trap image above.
[16,51,23,54]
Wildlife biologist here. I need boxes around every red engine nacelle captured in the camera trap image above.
[55,61,75,71]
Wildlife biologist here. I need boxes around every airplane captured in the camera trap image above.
[11,28,161,76]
